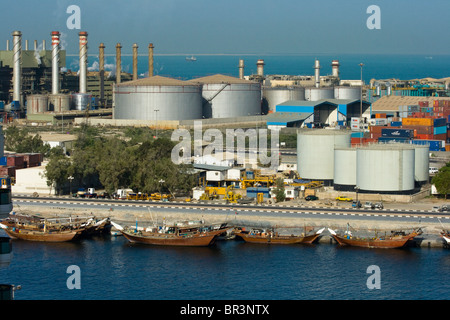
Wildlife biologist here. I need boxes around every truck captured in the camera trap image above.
[114,188,134,200]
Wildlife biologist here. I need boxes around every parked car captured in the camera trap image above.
[336,196,352,202]
[364,201,374,209]
[305,195,318,201]
[429,167,439,174]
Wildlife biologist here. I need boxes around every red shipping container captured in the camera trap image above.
[6,155,24,169]
[0,166,16,178]
[434,133,447,141]
[416,134,434,140]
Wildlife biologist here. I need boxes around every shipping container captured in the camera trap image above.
[381,128,413,138]
[410,139,443,151]
[434,126,447,135]
[401,125,433,135]
[433,118,446,127]
[378,137,410,143]
[375,113,386,118]
[351,132,364,138]
[0,166,16,178]
[6,155,24,169]
[416,133,434,140]
[402,118,434,126]
[0,157,6,166]
[390,121,402,127]
[433,133,447,141]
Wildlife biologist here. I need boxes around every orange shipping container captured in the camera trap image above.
[375,113,386,118]
[402,118,434,126]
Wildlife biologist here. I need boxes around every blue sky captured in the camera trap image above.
[1,0,449,55]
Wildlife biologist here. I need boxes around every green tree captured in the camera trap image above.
[44,146,72,195]
[4,126,50,156]
[273,177,286,203]
[432,162,450,199]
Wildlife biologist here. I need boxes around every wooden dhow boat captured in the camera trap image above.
[328,224,422,249]
[234,227,325,244]
[111,221,230,247]
[0,213,88,242]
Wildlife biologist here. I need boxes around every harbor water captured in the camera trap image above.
[1,232,450,300]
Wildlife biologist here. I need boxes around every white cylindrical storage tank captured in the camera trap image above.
[305,87,334,101]
[49,94,71,112]
[334,147,357,191]
[297,129,351,185]
[27,94,48,114]
[334,86,361,100]
[356,144,415,194]
[188,74,261,119]
[263,86,305,113]
[114,76,202,120]
[72,93,91,111]
[413,144,429,185]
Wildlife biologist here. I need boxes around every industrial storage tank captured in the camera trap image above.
[412,144,429,185]
[356,144,415,194]
[27,95,48,114]
[114,76,203,121]
[49,94,71,112]
[305,87,334,101]
[188,74,261,118]
[333,147,356,191]
[262,86,305,113]
[334,86,361,100]
[297,129,351,185]
[72,93,92,111]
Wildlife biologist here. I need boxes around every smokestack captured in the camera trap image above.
[132,43,138,80]
[99,43,105,107]
[116,43,122,84]
[42,40,46,51]
[78,31,88,93]
[12,31,22,104]
[331,60,340,79]
[51,31,60,95]
[34,40,37,51]
[256,59,265,77]
[6,40,9,51]
[148,43,154,77]
[25,40,28,51]
[314,59,321,88]
[239,59,245,79]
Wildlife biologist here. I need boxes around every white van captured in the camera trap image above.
[429,167,438,174]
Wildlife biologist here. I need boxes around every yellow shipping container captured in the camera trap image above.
[401,118,433,126]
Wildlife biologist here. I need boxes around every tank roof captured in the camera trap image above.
[298,129,351,135]
[187,74,258,84]
[358,143,415,150]
[117,75,196,87]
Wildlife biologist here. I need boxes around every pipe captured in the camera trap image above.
[148,43,154,77]
[314,59,321,88]
[132,43,138,80]
[256,59,265,77]
[51,31,60,95]
[239,59,245,79]
[99,43,105,107]
[78,31,88,93]
[12,31,22,104]
[116,43,122,84]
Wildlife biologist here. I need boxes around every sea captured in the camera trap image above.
[2,54,450,305]
[67,53,450,84]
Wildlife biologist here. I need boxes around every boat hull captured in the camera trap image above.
[121,228,228,247]
[331,234,418,249]
[236,232,320,244]
[3,228,82,242]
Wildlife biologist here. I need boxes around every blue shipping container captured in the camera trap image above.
[390,121,402,127]
[0,101,4,111]
[0,157,6,166]
[378,137,410,143]
[411,139,442,151]
[381,128,413,138]
[433,126,447,135]
[433,118,446,127]
[351,132,364,138]
[246,187,270,199]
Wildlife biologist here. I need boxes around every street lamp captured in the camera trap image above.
[359,63,364,145]
[68,176,74,197]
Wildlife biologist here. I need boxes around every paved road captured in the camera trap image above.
[12,195,450,224]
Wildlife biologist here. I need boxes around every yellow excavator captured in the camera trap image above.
[224,186,242,203]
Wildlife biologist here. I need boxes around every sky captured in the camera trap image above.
[0,0,449,55]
